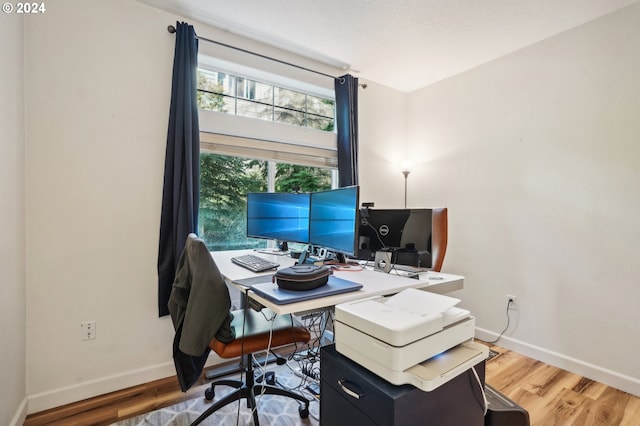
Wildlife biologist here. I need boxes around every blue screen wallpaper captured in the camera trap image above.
[246,192,310,243]
[308,186,359,255]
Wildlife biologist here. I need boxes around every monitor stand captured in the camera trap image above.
[335,253,347,264]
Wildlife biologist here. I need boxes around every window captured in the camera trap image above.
[196,62,338,251]
[197,68,335,131]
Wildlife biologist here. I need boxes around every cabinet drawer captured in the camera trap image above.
[320,379,377,426]
[320,344,486,426]
[322,345,411,424]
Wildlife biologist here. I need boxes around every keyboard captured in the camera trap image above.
[231,254,280,272]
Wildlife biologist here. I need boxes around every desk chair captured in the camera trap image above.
[192,309,311,425]
[430,208,448,272]
[171,236,311,426]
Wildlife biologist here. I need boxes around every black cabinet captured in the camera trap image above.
[320,344,486,426]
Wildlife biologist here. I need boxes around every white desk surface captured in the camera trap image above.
[211,249,464,315]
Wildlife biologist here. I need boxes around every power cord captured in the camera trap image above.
[471,366,489,415]
[250,311,277,420]
[300,362,321,381]
[486,298,514,344]
[287,359,320,384]
[360,214,387,250]
[236,302,277,425]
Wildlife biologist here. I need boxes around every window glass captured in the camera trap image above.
[308,95,334,118]
[274,87,305,108]
[197,68,335,132]
[307,116,334,132]
[198,152,333,251]
[237,78,272,103]
[274,107,305,126]
[237,99,273,120]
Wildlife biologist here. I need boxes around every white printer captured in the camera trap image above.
[334,287,488,391]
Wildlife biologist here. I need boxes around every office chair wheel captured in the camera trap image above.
[298,404,309,418]
[204,386,215,401]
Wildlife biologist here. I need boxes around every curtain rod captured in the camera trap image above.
[167,24,345,82]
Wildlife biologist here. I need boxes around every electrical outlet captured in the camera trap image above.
[507,295,517,309]
[81,321,96,340]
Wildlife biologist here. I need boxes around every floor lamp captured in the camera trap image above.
[402,168,410,208]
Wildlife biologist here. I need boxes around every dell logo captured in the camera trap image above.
[379,225,389,236]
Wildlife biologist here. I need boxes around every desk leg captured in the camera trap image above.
[314,308,335,347]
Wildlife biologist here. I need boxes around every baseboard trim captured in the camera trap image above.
[9,397,27,426]
[27,351,224,415]
[27,361,178,414]
[475,327,640,397]
[27,351,228,415]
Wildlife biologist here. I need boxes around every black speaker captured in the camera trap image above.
[484,384,530,426]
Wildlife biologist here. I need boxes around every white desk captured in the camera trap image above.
[212,249,296,283]
[211,249,464,315]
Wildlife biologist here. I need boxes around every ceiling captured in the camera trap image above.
[137,0,638,92]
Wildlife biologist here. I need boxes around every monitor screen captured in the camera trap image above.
[246,192,310,244]
[308,186,359,256]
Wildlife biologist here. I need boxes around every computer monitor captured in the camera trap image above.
[358,208,411,252]
[246,192,310,244]
[308,186,359,257]
[358,208,433,267]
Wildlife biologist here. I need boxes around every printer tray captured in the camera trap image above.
[404,341,487,391]
[336,339,488,391]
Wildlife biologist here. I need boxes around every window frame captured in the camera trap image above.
[196,55,339,251]
[197,56,339,170]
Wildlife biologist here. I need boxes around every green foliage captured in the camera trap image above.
[247,160,332,193]
[199,154,265,210]
[275,164,332,193]
[198,154,267,249]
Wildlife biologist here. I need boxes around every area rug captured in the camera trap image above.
[110,363,320,426]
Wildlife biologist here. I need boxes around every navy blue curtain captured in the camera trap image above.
[334,74,359,187]
[158,22,200,317]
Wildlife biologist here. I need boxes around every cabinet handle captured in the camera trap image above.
[337,379,365,400]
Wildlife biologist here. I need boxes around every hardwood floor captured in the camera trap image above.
[24,342,640,426]
[484,342,640,426]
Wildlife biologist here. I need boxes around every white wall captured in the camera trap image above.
[24,0,177,411]
[401,3,640,394]
[0,11,27,426]
[357,80,407,208]
[22,0,342,413]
